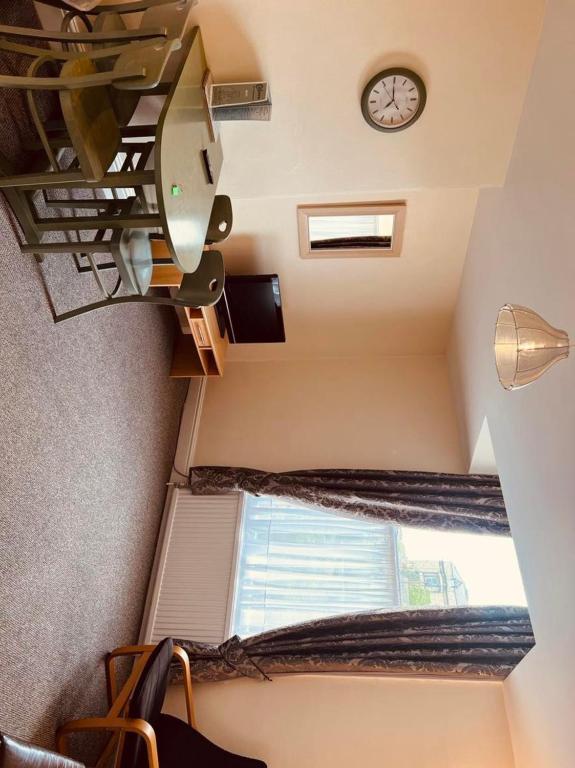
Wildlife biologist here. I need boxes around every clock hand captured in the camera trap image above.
[392,80,402,110]
[382,83,394,101]
[384,99,394,108]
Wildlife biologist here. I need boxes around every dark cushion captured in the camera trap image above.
[128,638,174,725]
[0,734,84,768]
[154,715,266,768]
[122,638,174,768]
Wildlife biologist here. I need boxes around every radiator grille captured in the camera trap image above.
[147,490,243,644]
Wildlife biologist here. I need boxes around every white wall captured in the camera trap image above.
[164,676,515,768]
[198,0,543,197]
[448,1,575,765]
[218,188,479,361]
[195,355,465,473]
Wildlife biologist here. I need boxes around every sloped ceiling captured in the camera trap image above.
[192,0,544,360]
[200,0,544,197]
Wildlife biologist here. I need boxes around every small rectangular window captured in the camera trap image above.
[297,202,406,259]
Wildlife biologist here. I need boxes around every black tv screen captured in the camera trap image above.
[217,275,286,344]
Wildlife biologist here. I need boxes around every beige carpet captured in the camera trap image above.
[0,0,189,755]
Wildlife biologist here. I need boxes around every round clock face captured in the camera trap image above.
[361,68,426,132]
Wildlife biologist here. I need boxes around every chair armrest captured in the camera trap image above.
[0,37,166,63]
[34,0,197,17]
[0,23,167,44]
[56,718,159,768]
[173,646,196,728]
[0,67,146,91]
[72,0,197,14]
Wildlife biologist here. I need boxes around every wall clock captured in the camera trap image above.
[361,68,426,132]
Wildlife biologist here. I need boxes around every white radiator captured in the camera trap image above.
[140,489,244,644]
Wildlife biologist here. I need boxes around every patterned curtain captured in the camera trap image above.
[174,606,534,682]
[189,467,509,535]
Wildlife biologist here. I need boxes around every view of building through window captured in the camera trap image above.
[231,494,527,638]
[308,213,394,250]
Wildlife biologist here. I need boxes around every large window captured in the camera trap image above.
[231,494,527,638]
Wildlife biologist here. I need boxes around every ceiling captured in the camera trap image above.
[192,0,544,361]
[198,0,544,198]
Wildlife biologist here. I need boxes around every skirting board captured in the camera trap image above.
[171,377,207,480]
[139,378,207,643]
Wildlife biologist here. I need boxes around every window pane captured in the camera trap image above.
[400,527,526,607]
[308,214,394,250]
[231,494,527,638]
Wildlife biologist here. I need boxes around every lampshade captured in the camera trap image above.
[494,304,570,390]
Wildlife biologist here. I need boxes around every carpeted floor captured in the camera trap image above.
[0,0,189,754]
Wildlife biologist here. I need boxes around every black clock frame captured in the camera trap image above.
[361,67,427,133]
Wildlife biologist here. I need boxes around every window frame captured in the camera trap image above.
[297,201,406,259]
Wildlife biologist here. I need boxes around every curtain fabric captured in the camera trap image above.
[174,606,534,682]
[188,467,510,535]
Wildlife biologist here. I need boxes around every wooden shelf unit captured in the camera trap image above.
[150,244,228,378]
[170,303,227,378]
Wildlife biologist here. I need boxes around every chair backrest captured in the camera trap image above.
[206,195,233,245]
[112,38,181,92]
[90,11,140,126]
[177,250,225,307]
[0,733,84,768]
[121,638,174,768]
[139,0,196,42]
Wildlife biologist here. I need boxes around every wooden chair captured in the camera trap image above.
[68,0,197,125]
[56,638,266,768]
[56,640,194,768]
[76,0,195,125]
[0,0,195,183]
[0,34,180,186]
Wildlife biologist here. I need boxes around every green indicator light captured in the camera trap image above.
[171,184,182,197]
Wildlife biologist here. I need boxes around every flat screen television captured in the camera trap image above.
[216,274,286,344]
